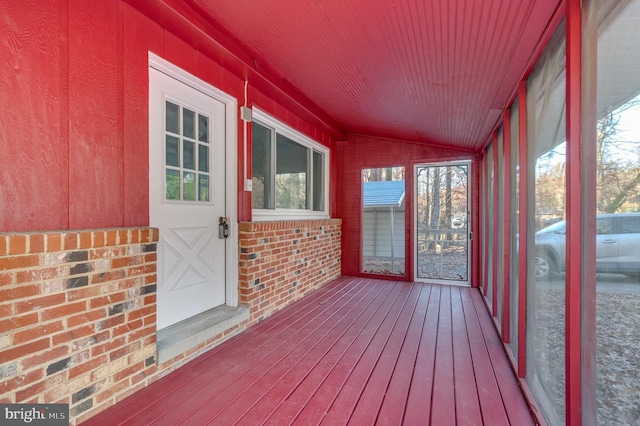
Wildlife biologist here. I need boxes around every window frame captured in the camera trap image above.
[251,108,330,221]
[163,97,213,204]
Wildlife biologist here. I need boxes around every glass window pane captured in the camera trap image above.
[198,174,209,202]
[198,114,209,142]
[619,216,640,234]
[166,135,180,167]
[252,122,273,209]
[509,99,520,359]
[166,169,180,200]
[487,143,494,308]
[199,145,209,172]
[276,134,308,209]
[313,151,325,211]
[362,167,406,276]
[183,141,195,170]
[183,172,195,201]
[183,108,195,139]
[527,21,566,425]
[481,157,488,295]
[591,1,640,423]
[497,128,505,326]
[166,101,179,134]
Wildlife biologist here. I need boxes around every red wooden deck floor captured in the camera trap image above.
[84,277,535,425]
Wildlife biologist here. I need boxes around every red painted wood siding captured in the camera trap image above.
[336,134,479,282]
[0,0,338,232]
[1,0,69,231]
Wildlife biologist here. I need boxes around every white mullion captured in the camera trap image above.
[307,147,312,210]
[271,127,277,210]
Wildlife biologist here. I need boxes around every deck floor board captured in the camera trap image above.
[451,286,483,425]
[84,278,534,426]
[233,280,394,425]
[193,279,389,424]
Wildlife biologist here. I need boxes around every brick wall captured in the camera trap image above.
[239,219,342,325]
[0,228,159,423]
[0,220,342,424]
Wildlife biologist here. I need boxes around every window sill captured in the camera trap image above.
[252,210,330,222]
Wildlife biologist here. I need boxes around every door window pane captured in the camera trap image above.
[166,169,180,200]
[183,172,196,201]
[183,108,195,139]
[166,101,179,134]
[198,145,209,172]
[166,135,180,167]
[198,114,209,142]
[198,174,209,202]
[183,141,195,170]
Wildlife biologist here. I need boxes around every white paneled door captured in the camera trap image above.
[149,66,227,330]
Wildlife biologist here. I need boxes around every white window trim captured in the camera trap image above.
[252,108,330,221]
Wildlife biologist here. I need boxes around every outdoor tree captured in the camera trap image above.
[596,97,640,213]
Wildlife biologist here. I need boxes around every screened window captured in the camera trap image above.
[587,1,640,423]
[509,99,520,361]
[526,19,567,425]
[251,109,329,219]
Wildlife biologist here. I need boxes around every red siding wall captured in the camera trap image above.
[337,134,480,284]
[0,0,337,233]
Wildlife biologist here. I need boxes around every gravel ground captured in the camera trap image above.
[362,250,468,280]
[362,256,405,275]
[531,281,640,425]
[417,251,468,281]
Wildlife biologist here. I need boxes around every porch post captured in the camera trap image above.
[565,0,583,424]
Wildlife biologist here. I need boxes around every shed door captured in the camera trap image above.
[149,67,227,330]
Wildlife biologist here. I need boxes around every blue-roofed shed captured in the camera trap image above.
[362,181,405,274]
[363,180,405,208]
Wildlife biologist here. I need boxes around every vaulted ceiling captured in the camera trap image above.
[185,0,562,151]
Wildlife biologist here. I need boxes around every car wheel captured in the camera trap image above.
[535,252,554,279]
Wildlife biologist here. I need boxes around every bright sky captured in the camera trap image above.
[617,102,640,143]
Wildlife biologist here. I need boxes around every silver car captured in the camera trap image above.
[534,213,640,279]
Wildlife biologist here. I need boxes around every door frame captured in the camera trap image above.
[413,160,472,286]
[149,52,239,307]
